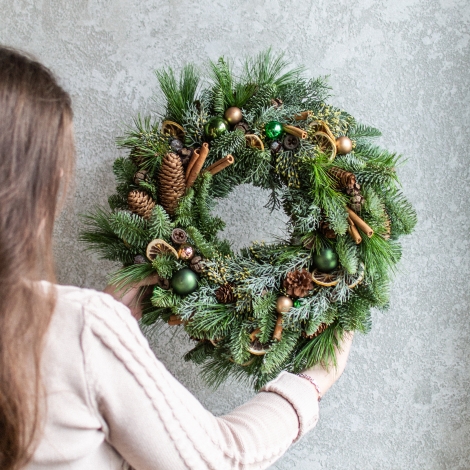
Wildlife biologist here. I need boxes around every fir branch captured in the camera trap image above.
[348,123,382,139]
[262,330,298,375]
[174,189,195,228]
[381,188,417,238]
[336,235,359,275]
[148,205,174,240]
[109,210,149,251]
[208,129,246,158]
[228,325,252,364]
[186,226,217,259]
[151,286,181,308]
[151,253,178,279]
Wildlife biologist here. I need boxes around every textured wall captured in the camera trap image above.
[1,0,469,468]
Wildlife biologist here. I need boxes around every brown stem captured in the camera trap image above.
[283,124,307,139]
[186,142,209,188]
[272,313,283,341]
[205,154,234,176]
[347,208,374,238]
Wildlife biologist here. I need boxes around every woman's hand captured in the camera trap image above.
[104,274,161,320]
[301,331,354,399]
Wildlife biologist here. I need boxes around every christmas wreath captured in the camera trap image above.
[82,50,416,390]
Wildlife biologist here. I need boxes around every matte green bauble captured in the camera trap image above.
[312,248,338,273]
[204,117,229,139]
[265,121,283,139]
[171,268,198,295]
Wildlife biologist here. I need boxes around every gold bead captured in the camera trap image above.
[336,136,353,155]
[276,296,293,314]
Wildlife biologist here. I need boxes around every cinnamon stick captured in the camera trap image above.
[283,124,307,139]
[347,208,374,238]
[294,111,311,121]
[185,148,200,181]
[205,154,234,176]
[347,217,362,244]
[272,313,283,341]
[186,142,209,188]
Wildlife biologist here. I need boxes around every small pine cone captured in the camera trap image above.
[271,98,283,108]
[234,122,250,134]
[190,255,205,273]
[133,169,149,185]
[179,148,193,168]
[329,167,356,189]
[283,269,314,298]
[215,283,236,304]
[302,323,328,339]
[128,190,155,219]
[158,152,186,216]
[348,193,365,212]
[345,182,361,196]
[319,220,336,239]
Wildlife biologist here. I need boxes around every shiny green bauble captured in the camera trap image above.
[204,117,229,139]
[265,121,283,139]
[171,268,198,295]
[293,299,302,308]
[312,248,338,273]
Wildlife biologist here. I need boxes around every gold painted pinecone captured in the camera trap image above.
[283,269,314,298]
[158,152,186,216]
[215,283,236,304]
[128,190,155,219]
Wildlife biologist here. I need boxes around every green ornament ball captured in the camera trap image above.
[312,248,338,273]
[204,117,229,139]
[293,299,302,308]
[265,121,283,139]
[171,268,198,295]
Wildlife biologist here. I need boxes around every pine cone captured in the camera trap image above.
[302,323,328,339]
[283,269,314,298]
[158,152,186,216]
[190,255,205,273]
[319,220,336,239]
[128,190,155,219]
[215,283,235,304]
[345,182,365,212]
[329,167,356,189]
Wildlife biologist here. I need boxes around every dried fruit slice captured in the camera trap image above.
[245,134,265,151]
[312,131,337,161]
[345,262,365,289]
[146,238,178,261]
[161,120,185,141]
[247,329,270,356]
[311,269,340,287]
[310,120,335,141]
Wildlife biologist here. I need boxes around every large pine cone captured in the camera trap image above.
[215,283,235,304]
[158,152,186,216]
[283,269,314,298]
[329,167,356,189]
[128,190,155,219]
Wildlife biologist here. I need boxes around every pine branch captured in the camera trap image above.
[148,205,174,240]
[109,210,149,250]
[156,64,200,124]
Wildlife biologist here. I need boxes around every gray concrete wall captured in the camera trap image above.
[1,0,469,468]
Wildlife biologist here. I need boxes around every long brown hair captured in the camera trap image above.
[0,47,75,469]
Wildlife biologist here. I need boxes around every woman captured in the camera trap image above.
[0,46,353,470]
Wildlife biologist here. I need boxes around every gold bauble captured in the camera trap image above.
[224,107,243,125]
[276,296,293,314]
[178,244,195,260]
[336,136,353,155]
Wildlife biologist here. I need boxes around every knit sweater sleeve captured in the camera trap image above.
[81,292,319,470]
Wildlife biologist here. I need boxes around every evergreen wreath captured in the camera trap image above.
[81,50,416,390]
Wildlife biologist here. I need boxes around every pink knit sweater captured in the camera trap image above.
[28,284,319,469]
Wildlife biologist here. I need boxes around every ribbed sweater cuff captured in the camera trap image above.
[260,371,320,441]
